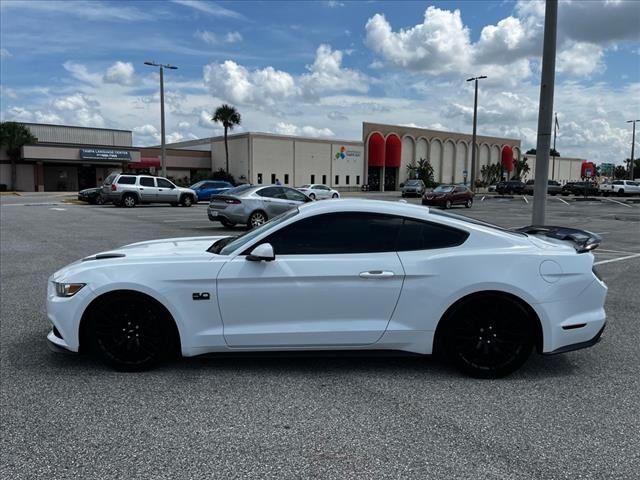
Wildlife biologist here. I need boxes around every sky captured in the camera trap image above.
[0,0,639,165]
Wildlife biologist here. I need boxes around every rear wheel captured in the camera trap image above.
[441,295,534,378]
[87,293,177,371]
[618,189,625,196]
[465,199,473,208]
[444,199,452,209]
[220,218,236,228]
[248,211,267,229]
[332,193,339,199]
[181,195,194,207]
[122,194,137,208]
[95,195,105,205]
[308,193,316,200]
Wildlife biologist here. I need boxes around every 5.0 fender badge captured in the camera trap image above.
[192,292,210,301]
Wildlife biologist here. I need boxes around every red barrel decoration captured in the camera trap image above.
[367,133,385,167]
[501,146,514,172]
[581,161,595,178]
[385,134,402,168]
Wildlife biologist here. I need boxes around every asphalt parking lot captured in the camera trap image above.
[1,192,639,479]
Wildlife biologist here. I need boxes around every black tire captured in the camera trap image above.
[247,210,267,229]
[181,195,194,207]
[332,193,339,199]
[220,218,236,228]
[444,199,452,209]
[618,189,625,196]
[122,194,137,208]
[87,292,178,371]
[465,198,473,208]
[95,195,105,205]
[441,294,534,378]
[309,193,316,200]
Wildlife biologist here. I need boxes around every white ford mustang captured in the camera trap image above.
[47,199,607,378]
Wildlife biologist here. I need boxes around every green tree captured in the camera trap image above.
[514,157,530,180]
[614,165,627,179]
[407,158,435,186]
[525,148,560,156]
[0,122,37,190]
[212,104,241,175]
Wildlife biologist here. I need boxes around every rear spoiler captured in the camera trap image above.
[513,225,601,253]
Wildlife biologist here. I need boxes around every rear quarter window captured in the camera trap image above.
[397,218,469,251]
[117,176,136,185]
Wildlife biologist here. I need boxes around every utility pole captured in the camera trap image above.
[627,120,639,180]
[532,0,558,226]
[551,112,558,180]
[144,61,178,177]
[467,75,487,192]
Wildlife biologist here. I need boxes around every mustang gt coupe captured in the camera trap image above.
[47,200,607,378]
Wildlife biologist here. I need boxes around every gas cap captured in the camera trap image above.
[539,260,563,283]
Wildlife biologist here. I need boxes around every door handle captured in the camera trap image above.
[140,188,144,190]
[359,271,395,279]
[263,199,272,203]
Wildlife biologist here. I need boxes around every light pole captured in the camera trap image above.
[144,61,178,177]
[551,112,558,180]
[467,75,487,192]
[627,119,639,180]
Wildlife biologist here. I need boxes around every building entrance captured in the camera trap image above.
[78,165,97,190]
[384,167,398,191]
[367,166,381,191]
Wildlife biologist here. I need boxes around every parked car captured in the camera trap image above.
[46,199,607,378]
[496,180,526,195]
[208,185,312,228]
[422,185,473,209]
[606,180,640,196]
[102,174,197,208]
[488,183,498,192]
[78,187,106,205]
[523,179,562,195]
[561,181,599,196]
[296,184,340,200]
[189,180,233,202]
[401,179,426,197]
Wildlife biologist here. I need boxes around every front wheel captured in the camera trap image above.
[444,199,452,209]
[332,193,339,199]
[181,195,193,207]
[220,218,236,228]
[442,296,534,378]
[95,195,105,205]
[247,211,267,229]
[308,193,316,200]
[465,199,473,208]
[618,189,625,196]
[122,194,137,208]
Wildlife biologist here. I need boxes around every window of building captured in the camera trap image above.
[322,175,327,185]
[260,212,403,255]
[356,175,360,184]
[271,173,276,184]
[257,173,263,184]
[334,175,339,185]
[346,175,350,185]
[310,174,315,184]
[139,177,155,187]
[284,174,289,185]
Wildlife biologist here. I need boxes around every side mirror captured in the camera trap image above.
[247,243,275,262]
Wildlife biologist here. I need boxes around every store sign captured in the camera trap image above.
[79,149,132,161]
[335,146,362,160]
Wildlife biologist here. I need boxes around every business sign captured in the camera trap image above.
[80,149,132,161]
[335,146,362,160]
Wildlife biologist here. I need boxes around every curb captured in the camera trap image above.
[0,192,22,196]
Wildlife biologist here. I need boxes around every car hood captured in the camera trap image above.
[178,187,197,195]
[425,192,449,197]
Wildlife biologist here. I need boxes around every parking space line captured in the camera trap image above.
[596,248,638,254]
[603,197,633,208]
[522,195,528,204]
[556,197,569,205]
[594,253,640,265]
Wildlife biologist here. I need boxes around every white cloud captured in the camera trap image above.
[225,31,242,43]
[4,106,63,124]
[198,110,215,129]
[204,60,297,106]
[274,122,335,138]
[328,111,348,121]
[171,0,246,20]
[300,44,368,98]
[177,121,191,130]
[194,30,218,45]
[51,93,104,127]
[63,61,103,86]
[103,61,136,86]
[0,0,155,21]
[133,124,158,137]
[0,48,11,59]
[0,86,17,99]
[326,1,345,7]
[557,42,605,76]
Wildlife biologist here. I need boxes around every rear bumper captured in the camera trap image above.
[207,207,247,224]
[544,323,606,355]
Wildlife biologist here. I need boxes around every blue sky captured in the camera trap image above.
[1,0,639,164]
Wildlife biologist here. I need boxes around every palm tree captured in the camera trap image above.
[212,104,241,175]
[0,122,37,190]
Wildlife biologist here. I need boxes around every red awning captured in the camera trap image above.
[368,133,385,167]
[385,134,401,168]
[130,157,161,169]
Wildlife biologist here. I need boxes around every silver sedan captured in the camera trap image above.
[208,185,312,228]
[296,184,340,200]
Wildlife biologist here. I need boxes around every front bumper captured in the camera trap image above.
[47,329,76,354]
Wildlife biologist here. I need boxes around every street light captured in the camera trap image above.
[466,75,487,192]
[144,61,178,177]
[627,119,639,180]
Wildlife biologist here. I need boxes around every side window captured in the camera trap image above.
[139,177,155,187]
[256,186,284,198]
[261,212,403,255]
[283,188,307,202]
[104,174,117,185]
[397,218,469,251]
[454,186,465,192]
[156,178,174,188]
[117,176,136,185]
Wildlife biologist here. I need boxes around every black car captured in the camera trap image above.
[561,181,599,196]
[523,179,562,195]
[78,187,106,205]
[496,180,526,195]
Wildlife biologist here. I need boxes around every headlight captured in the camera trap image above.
[54,282,86,297]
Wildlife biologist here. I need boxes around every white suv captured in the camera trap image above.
[102,174,197,208]
[605,180,640,196]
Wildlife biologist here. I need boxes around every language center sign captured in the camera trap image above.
[335,146,362,160]
[80,149,132,161]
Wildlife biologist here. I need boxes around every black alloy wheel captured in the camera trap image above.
[465,198,473,208]
[91,294,175,371]
[95,195,105,205]
[443,295,534,378]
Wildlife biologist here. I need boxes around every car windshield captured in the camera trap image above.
[300,184,310,188]
[208,208,300,255]
[406,180,421,185]
[430,210,527,237]
[190,181,205,189]
[433,185,454,192]
[225,184,253,195]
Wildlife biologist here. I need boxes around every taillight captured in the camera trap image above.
[225,199,241,204]
[111,184,117,191]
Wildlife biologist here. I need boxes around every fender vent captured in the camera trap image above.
[82,253,126,261]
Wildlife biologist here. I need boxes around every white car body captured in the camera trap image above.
[606,180,640,196]
[296,184,340,200]
[47,200,607,377]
